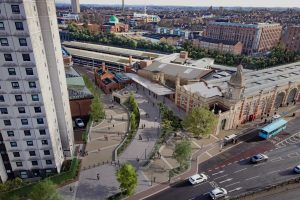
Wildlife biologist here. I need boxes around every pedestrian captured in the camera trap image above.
[97,173,100,180]
[69,186,73,192]
[113,124,115,127]
[136,157,140,162]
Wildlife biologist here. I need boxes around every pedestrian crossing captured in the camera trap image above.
[275,134,300,148]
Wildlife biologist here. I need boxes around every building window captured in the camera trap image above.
[13,152,20,157]
[29,151,36,156]
[41,140,48,145]
[15,95,23,101]
[31,161,38,166]
[28,82,36,88]
[0,108,8,114]
[0,22,4,30]
[24,130,31,136]
[31,94,39,101]
[37,118,44,124]
[18,107,25,113]
[16,162,22,167]
[4,54,12,61]
[8,68,16,75]
[21,119,28,125]
[0,38,8,46]
[46,160,52,165]
[4,120,11,126]
[19,38,27,46]
[39,129,46,135]
[34,107,41,113]
[7,131,14,137]
[26,141,33,146]
[25,68,33,75]
[44,150,50,155]
[11,82,19,89]
[15,22,24,30]
[10,141,17,147]
[11,5,20,14]
[22,54,30,61]
[0,95,4,102]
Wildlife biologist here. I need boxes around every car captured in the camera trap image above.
[75,118,85,128]
[250,153,268,163]
[224,134,238,146]
[209,187,227,199]
[272,114,281,121]
[294,165,300,173]
[188,173,208,185]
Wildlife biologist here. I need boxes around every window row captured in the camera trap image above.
[15,160,53,167]
[0,37,27,47]
[0,106,42,114]
[10,81,37,89]
[13,150,51,158]
[0,94,39,102]
[6,68,34,75]
[4,118,44,126]
[3,53,30,61]
[10,139,48,147]
[7,129,46,137]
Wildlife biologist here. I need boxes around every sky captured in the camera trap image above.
[56,0,300,8]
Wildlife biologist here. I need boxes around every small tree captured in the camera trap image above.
[116,163,138,196]
[29,180,62,200]
[91,96,105,122]
[173,140,192,167]
[130,112,137,130]
[182,106,218,138]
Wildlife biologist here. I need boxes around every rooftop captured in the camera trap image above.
[198,36,241,46]
[183,82,222,98]
[206,61,300,97]
[209,21,281,28]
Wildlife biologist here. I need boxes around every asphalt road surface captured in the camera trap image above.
[261,187,300,200]
[147,117,300,200]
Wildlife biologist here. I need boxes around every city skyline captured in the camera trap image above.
[56,0,300,7]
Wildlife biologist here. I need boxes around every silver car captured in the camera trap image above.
[251,153,268,163]
[210,187,227,199]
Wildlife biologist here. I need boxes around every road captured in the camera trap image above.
[262,187,300,200]
[147,117,300,200]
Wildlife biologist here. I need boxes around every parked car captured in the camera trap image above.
[209,187,227,199]
[250,153,268,163]
[75,118,85,128]
[294,165,300,173]
[224,134,238,146]
[188,173,208,185]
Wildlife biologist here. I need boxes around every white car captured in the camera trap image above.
[294,165,300,173]
[75,118,85,128]
[250,153,269,163]
[210,187,227,200]
[188,173,208,185]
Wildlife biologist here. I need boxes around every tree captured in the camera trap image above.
[29,180,62,200]
[91,95,105,122]
[116,163,138,196]
[130,112,137,130]
[173,140,192,167]
[182,106,218,138]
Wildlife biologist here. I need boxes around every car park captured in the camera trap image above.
[250,153,268,163]
[75,118,85,128]
[294,165,300,173]
[209,187,227,199]
[188,173,208,185]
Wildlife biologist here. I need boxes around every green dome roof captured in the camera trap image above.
[109,15,119,24]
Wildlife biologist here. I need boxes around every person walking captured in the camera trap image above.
[97,173,100,180]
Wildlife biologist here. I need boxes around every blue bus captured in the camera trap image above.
[259,118,287,139]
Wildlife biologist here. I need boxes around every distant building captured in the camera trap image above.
[283,26,300,53]
[58,13,79,23]
[71,0,80,14]
[192,37,243,55]
[156,27,190,39]
[101,15,128,33]
[205,22,282,54]
[76,23,100,33]
[133,13,161,24]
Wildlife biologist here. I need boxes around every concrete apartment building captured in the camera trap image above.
[71,0,80,14]
[0,0,74,182]
[283,25,300,53]
[205,22,282,54]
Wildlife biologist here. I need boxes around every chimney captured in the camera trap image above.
[102,62,106,71]
[180,51,188,59]
[129,56,133,66]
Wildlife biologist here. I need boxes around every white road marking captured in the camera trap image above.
[206,151,213,157]
[160,156,174,169]
[214,174,228,180]
[209,181,218,188]
[228,187,242,193]
[212,170,224,176]
[233,168,247,174]
[287,152,300,158]
[270,157,283,162]
[253,163,266,167]
[225,181,240,187]
[246,176,259,181]
[211,134,219,140]
[219,178,233,184]
[267,170,280,175]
